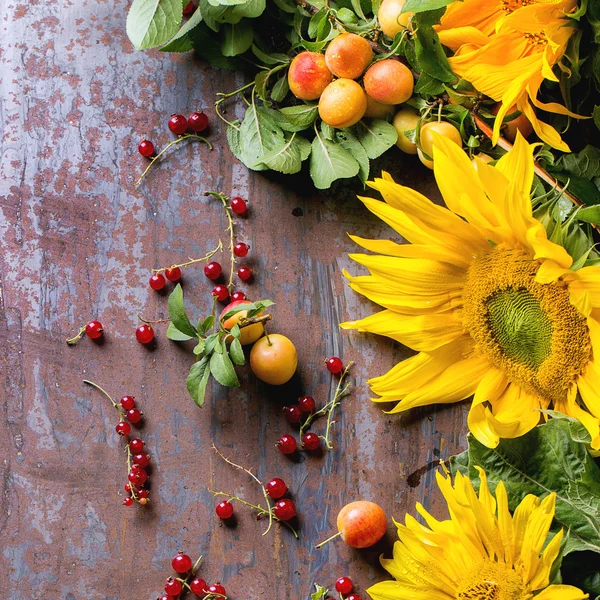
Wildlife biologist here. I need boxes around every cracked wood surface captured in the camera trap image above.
[0,1,469,598]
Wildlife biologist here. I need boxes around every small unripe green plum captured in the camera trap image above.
[378,0,413,39]
[325,33,374,79]
[392,108,419,154]
[288,52,333,101]
[318,79,367,128]
[363,59,414,105]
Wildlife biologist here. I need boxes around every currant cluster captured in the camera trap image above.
[65,319,104,345]
[276,357,351,455]
[159,552,227,599]
[321,577,361,600]
[139,111,209,160]
[215,475,297,523]
[84,380,150,507]
[211,444,298,537]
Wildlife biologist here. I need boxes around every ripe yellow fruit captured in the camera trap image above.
[318,79,368,128]
[378,0,413,39]
[419,121,462,166]
[364,95,396,120]
[250,334,298,385]
[392,109,419,154]
[325,33,374,79]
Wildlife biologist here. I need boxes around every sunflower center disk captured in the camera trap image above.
[463,245,591,403]
[456,560,526,600]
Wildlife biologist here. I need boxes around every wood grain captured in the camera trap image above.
[0,1,469,598]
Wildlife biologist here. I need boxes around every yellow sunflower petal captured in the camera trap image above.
[556,386,600,449]
[438,26,489,51]
[495,481,516,564]
[574,266,600,306]
[387,354,489,412]
[521,100,571,152]
[367,580,454,600]
[340,310,464,352]
[578,361,600,419]
[533,585,589,600]
[485,384,543,439]
[526,220,573,269]
[528,529,564,591]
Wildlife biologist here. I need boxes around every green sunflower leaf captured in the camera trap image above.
[450,416,600,558]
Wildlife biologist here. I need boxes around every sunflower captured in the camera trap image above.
[341,133,600,449]
[367,468,588,600]
[436,0,584,151]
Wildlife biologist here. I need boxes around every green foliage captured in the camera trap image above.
[166,284,274,406]
[450,415,600,564]
[311,585,330,600]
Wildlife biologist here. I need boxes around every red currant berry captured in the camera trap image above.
[326,356,343,374]
[233,242,249,257]
[207,584,226,597]
[165,577,183,596]
[336,577,354,595]
[133,453,149,468]
[204,261,222,281]
[159,596,171,600]
[283,405,302,424]
[238,266,252,282]
[128,468,148,486]
[183,0,195,14]
[165,267,182,282]
[120,396,135,410]
[116,421,131,436]
[298,396,315,414]
[302,432,320,451]
[346,595,363,600]
[276,435,297,455]
[85,320,104,340]
[136,323,155,344]
[212,285,229,302]
[216,500,234,520]
[124,483,131,493]
[137,488,149,499]
[190,577,207,595]
[274,498,297,521]
[149,273,166,291]
[130,438,144,453]
[172,552,193,574]
[231,291,246,302]
[230,196,247,215]
[138,139,155,158]
[123,496,133,507]
[188,111,208,133]
[168,114,188,135]
[266,478,287,499]
[126,408,142,424]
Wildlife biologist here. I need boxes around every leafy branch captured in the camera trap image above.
[166,283,274,407]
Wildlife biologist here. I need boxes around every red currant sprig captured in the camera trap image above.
[65,320,104,345]
[277,362,354,455]
[210,443,298,538]
[159,553,227,599]
[83,380,149,507]
[148,241,223,292]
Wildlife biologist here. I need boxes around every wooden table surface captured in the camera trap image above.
[0,2,469,598]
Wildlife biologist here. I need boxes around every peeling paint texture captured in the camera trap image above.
[0,0,469,598]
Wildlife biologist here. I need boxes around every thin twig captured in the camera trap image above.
[211,443,274,536]
[65,325,86,345]
[238,314,273,329]
[152,241,223,273]
[204,192,236,292]
[135,134,212,187]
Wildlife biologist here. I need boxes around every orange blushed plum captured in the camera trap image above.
[250,334,298,385]
[363,59,414,105]
[288,52,333,101]
[378,0,413,39]
[220,300,264,346]
[493,103,533,142]
[325,33,374,79]
[337,501,387,548]
[318,79,367,128]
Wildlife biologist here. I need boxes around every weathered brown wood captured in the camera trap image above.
[0,2,468,598]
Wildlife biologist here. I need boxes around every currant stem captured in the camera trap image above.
[152,241,223,273]
[315,531,342,549]
[66,325,86,345]
[137,313,170,325]
[83,379,119,410]
[211,443,274,536]
[125,443,139,503]
[135,134,213,187]
[324,362,354,449]
[204,192,236,292]
[215,81,256,129]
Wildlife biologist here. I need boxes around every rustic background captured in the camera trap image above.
[0,1,469,598]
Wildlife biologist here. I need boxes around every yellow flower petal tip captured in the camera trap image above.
[342,137,600,448]
[367,468,588,600]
